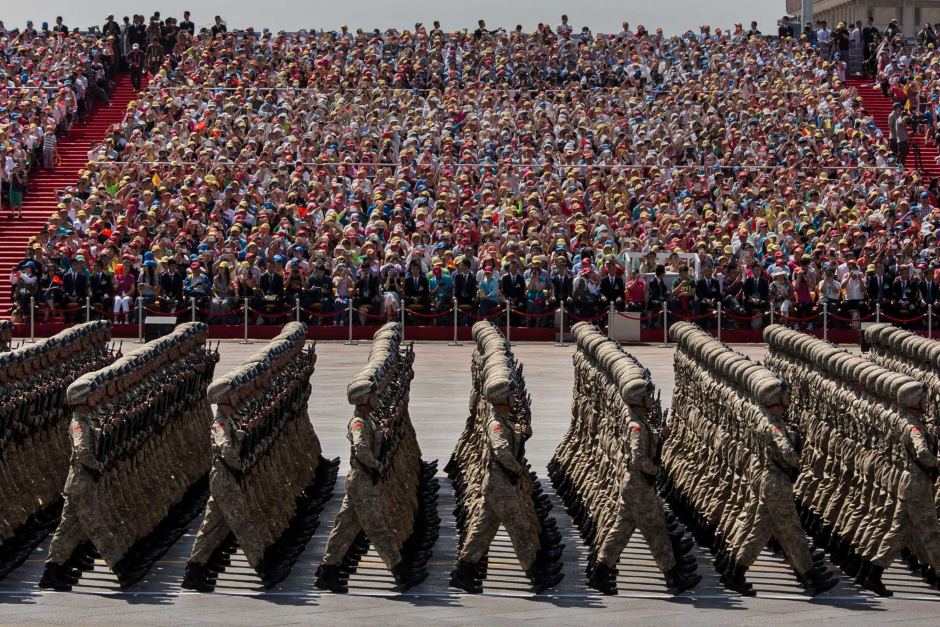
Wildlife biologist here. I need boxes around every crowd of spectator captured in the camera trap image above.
[9,13,940,334]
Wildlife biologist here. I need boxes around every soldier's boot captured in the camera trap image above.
[115,562,150,590]
[314,563,349,593]
[665,567,702,594]
[38,563,73,591]
[539,529,563,546]
[671,535,694,556]
[677,554,698,573]
[797,568,838,596]
[842,552,862,578]
[857,564,892,597]
[526,562,564,594]
[449,560,483,593]
[391,562,427,591]
[535,545,563,565]
[922,566,938,588]
[719,562,755,596]
[901,548,921,573]
[586,562,617,595]
[181,563,216,593]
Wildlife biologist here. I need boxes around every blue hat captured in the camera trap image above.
[144,259,157,267]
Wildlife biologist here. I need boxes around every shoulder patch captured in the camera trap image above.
[491,424,503,432]
[214,423,223,431]
[912,426,921,433]
[630,426,642,432]
[72,424,82,430]
[352,419,364,430]
[771,425,781,431]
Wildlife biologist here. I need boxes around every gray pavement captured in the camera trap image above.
[1,340,939,625]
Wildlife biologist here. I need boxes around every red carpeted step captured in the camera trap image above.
[847,77,940,178]
[0,73,143,315]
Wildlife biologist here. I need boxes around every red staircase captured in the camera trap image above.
[847,77,940,178]
[0,74,138,316]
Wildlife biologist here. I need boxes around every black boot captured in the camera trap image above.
[665,567,702,594]
[38,562,72,591]
[181,563,216,593]
[586,562,617,595]
[859,564,892,597]
[449,560,483,593]
[314,563,349,593]
[391,562,427,591]
[526,562,564,593]
[719,562,755,596]
[797,568,837,596]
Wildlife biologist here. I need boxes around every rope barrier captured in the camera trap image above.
[566,310,609,323]
[509,307,558,318]
[465,308,506,321]
[775,311,822,323]
[723,311,766,321]
[247,307,293,319]
[880,312,927,323]
[615,311,660,322]
[301,307,340,318]
[828,311,875,322]
[667,311,715,322]
[406,307,453,319]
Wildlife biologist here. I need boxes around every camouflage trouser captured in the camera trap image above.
[737,477,812,576]
[209,463,273,570]
[459,485,539,570]
[188,496,230,566]
[47,466,122,566]
[597,479,677,573]
[321,494,403,570]
[873,477,940,570]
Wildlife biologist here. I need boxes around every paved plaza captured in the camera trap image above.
[2,340,940,625]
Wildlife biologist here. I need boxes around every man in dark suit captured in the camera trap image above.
[867,261,891,316]
[404,259,431,316]
[598,257,625,312]
[89,258,113,315]
[919,268,939,321]
[158,258,185,312]
[695,264,722,323]
[647,264,668,327]
[742,262,770,316]
[179,11,196,35]
[549,256,573,311]
[501,259,526,324]
[256,263,285,322]
[892,264,918,324]
[62,258,88,320]
[354,258,380,323]
[453,258,477,323]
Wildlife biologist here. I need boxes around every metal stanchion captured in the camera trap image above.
[505,304,511,344]
[136,297,144,343]
[717,303,722,342]
[822,302,828,342]
[660,302,668,347]
[555,306,566,347]
[28,297,35,343]
[240,304,252,345]
[607,303,614,339]
[449,299,461,346]
[930,307,934,339]
[401,303,406,342]
[769,305,774,326]
[344,303,357,345]
[85,296,91,322]
[191,297,197,323]
[876,303,881,324]
[295,297,301,323]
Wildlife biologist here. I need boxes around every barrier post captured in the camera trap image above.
[607,303,614,339]
[505,304,511,344]
[191,297,197,323]
[295,297,301,323]
[85,296,91,322]
[28,297,35,343]
[240,303,251,345]
[769,305,774,327]
[136,297,144,343]
[876,303,881,324]
[344,302,357,345]
[717,303,722,342]
[401,302,406,342]
[930,307,934,339]
[660,302,668,347]
[555,306,565,347]
[822,301,828,342]
[449,299,461,346]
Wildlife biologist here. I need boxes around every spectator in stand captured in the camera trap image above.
[112,263,134,323]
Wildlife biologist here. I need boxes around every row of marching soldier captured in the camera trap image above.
[764,324,940,595]
[549,322,701,595]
